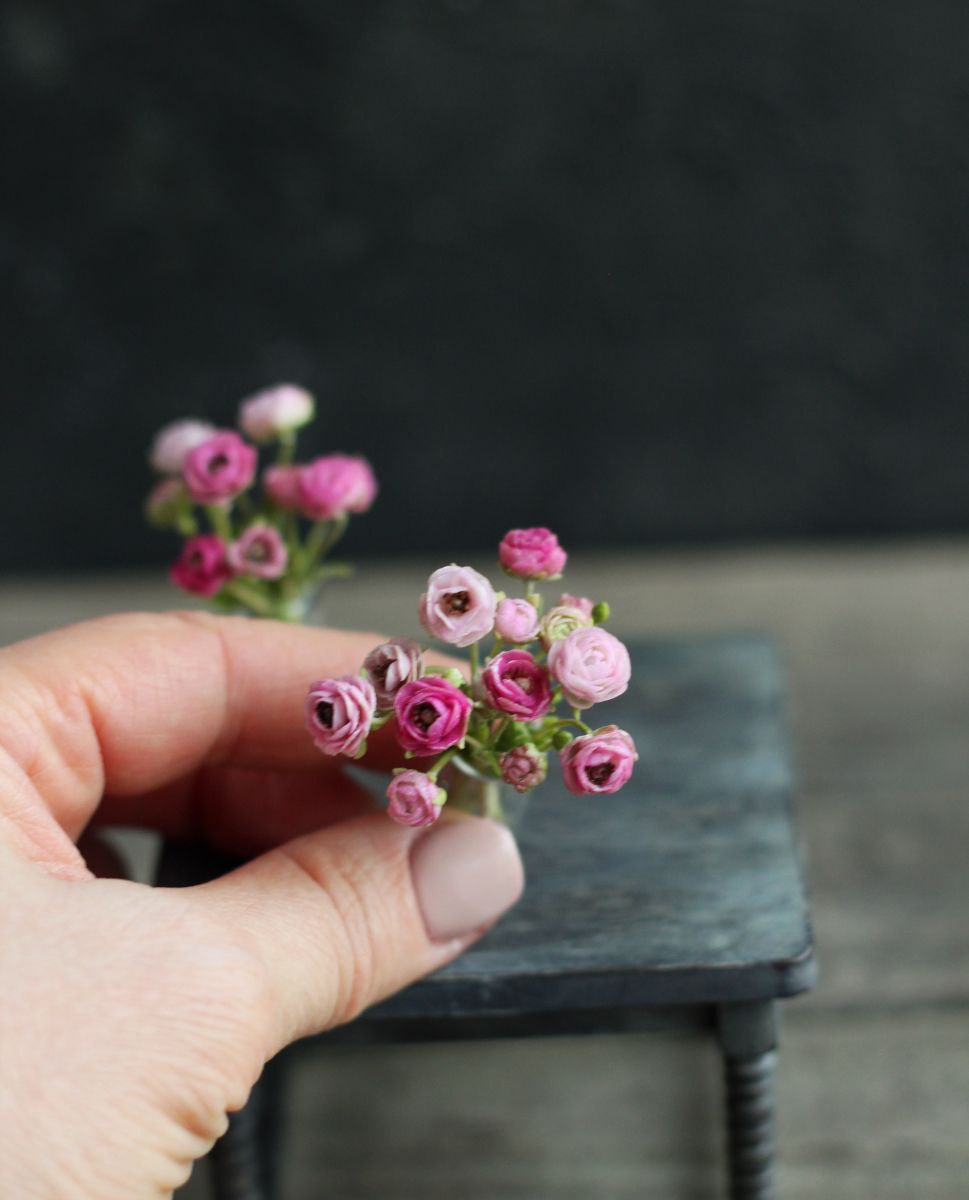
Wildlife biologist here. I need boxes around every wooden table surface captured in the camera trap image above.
[3,540,967,1199]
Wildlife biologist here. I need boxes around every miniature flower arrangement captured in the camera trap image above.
[146,384,376,621]
[305,528,639,827]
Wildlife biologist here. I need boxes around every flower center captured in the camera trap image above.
[208,452,229,472]
[315,701,334,727]
[586,762,615,786]
[446,590,471,614]
[512,672,534,693]
[246,540,269,563]
[412,702,439,731]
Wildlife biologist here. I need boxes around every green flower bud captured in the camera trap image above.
[592,601,611,625]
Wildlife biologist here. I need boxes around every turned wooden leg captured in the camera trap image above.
[716,1001,779,1200]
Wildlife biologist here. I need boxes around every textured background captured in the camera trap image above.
[3,1,969,568]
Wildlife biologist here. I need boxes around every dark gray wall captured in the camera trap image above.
[3,1,969,569]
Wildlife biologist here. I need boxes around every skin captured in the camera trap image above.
[0,612,484,1198]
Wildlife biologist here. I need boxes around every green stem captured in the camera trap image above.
[223,579,276,618]
[469,642,480,682]
[206,505,233,540]
[427,748,457,781]
[276,429,297,467]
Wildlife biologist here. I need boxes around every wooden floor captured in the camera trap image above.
[3,540,968,1198]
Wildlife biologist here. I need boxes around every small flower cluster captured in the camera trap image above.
[146,384,376,620]
[305,528,638,826]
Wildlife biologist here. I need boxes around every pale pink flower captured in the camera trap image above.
[547,627,631,709]
[298,455,377,520]
[499,744,548,793]
[394,676,472,754]
[481,650,553,720]
[560,725,638,795]
[169,535,233,597]
[494,597,539,643]
[559,593,594,619]
[386,770,445,827]
[263,465,303,510]
[227,524,288,580]
[238,384,315,443]
[150,419,217,475]
[364,638,424,709]
[182,431,258,504]
[539,604,593,649]
[305,675,377,757]
[498,527,567,580]
[419,564,496,648]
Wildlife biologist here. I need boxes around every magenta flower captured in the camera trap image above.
[364,638,424,709]
[227,524,288,580]
[481,650,553,720]
[547,626,631,710]
[305,675,377,758]
[560,726,638,795]
[419,564,496,648]
[493,597,540,644]
[182,431,258,505]
[263,465,303,510]
[498,527,567,580]
[238,384,314,443]
[499,744,548,794]
[559,593,594,619]
[149,419,217,475]
[386,770,445,827]
[394,676,472,755]
[169,535,233,597]
[297,454,377,520]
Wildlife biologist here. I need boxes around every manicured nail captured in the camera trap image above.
[411,816,525,942]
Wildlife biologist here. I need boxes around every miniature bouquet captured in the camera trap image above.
[146,384,376,621]
[305,527,638,826]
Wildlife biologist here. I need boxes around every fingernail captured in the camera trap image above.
[411,816,525,942]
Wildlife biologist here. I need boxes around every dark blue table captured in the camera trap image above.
[159,634,815,1200]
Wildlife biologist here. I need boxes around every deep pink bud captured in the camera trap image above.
[305,675,377,757]
[363,638,424,709]
[419,564,496,648]
[169,535,233,597]
[386,770,445,827]
[297,454,377,520]
[150,419,217,475]
[493,597,539,643]
[263,465,304,510]
[481,650,553,720]
[547,627,631,710]
[238,384,314,442]
[560,725,638,795]
[498,527,567,580]
[226,524,288,580]
[182,431,257,504]
[499,744,548,793]
[394,676,472,755]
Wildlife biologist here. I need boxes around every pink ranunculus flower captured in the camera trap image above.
[305,675,377,758]
[419,564,497,648]
[297,454,377,520]
[149,419,217,475]
[560,725,638,795]
[145,478,184,529]
[498,527,567,580]
[169,535,233,597]
[394,676,472,755]
[364,638,424,709]
[539,604,593,650]
[182,431,258,504]
[494,597,540,644]
[547,626,632,710]
[559,593,594,619]
[238,383,315,443]
[263,464,304,510]
[499,744,548,794]
[386,770,445,827]
[481,650,553,720]
[227,523,288,580]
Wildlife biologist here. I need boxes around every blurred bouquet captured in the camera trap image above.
[146,384,375,621]
[305,528,638,826]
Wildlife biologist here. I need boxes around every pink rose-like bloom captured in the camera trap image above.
[364,638,424,709]
[263,465,303,510]
[182,431,258,504]
[305,675,377,758]
[560,725,638,795]
[227,523,288,580]
[149,419,217,475]
[559,593,594,619]
[547,626,632,710]
[169,535,233,597]
[419,564,496,648]
[494,597,540,644]
[498,527,567,580]
[386,770,445,827]
[297,454,377,520]
[499,744,548,794]
[394,676,472,755]
[481,650,553,720]
[238,384,314,443]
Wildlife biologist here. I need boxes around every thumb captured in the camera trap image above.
[195,811,524,1053]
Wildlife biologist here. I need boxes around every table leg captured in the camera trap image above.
[716,1001,778,1200]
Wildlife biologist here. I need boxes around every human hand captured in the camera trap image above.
[0,612,523,1198]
